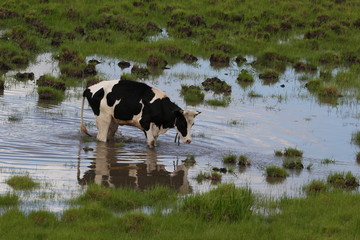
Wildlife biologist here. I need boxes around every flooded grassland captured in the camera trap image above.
[1,53,359,212]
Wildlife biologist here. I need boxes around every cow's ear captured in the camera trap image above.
[174,109,184,118]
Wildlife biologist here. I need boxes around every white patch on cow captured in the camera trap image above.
[144,123,170,148]
[88,80,119,96]
[150,88,168,103]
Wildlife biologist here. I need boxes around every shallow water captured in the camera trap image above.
[1,53,359,212]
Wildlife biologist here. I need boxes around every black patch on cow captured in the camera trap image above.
[174,110,188,137]
[107,80,155,121]
[83,88,104,116]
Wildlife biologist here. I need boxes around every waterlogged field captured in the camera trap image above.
[0,52,359,212]
[1,0,360,238]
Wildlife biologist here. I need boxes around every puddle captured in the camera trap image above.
[1,53,360,212]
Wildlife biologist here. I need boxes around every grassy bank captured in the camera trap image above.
[1,0,360,65]
[1,183,360,239]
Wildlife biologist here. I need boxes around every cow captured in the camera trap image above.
[80,80,200,148]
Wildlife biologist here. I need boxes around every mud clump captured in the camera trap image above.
[118,61,131,69]
[202,77,231,94]
[210,53,230,68]
[131,65,150,78]
[182,53,198,63]
[15,72,35,80]
[259,70,279,82]
[83,64,97,77]
[0,9,18,19]
[37,74,66,91]
[0,61,11,72]
[235,56,246,65]
[146,55,167,68]
[293,62,317,72]
[146,21,161,32]
[304,29,327,39]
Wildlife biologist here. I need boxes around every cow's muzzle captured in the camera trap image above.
[185,139,192,144]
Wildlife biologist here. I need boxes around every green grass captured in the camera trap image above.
[0,76,4,90]
[223,154,237,164]
[0,193,20,206]
[321,158,336,164]
[180,85,205,106]
[37,86,65,101]
[327,172,359,189]
[205,97,230,107]
[73,184,177,211]
[182,184,254,222]
[8,115,22,122]
[37,74,66,90]
[265,166,289,178]
[237,69,254,83]
[351,131,360,146]
[2,184,360,239]
[282,158,304,169]
[238,155,251,166]
[196,171,222,184]
[303,180,328,195]
[283,147,303,157]
[6,175,39,190]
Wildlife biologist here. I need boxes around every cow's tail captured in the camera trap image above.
[80,97,92,137]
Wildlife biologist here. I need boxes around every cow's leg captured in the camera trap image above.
[144,129,156,148]
[107,119,119,139]
[95,113,112,142]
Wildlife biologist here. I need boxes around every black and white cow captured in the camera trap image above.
[80,80,200,148]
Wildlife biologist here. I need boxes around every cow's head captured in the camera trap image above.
[174,109,201,144]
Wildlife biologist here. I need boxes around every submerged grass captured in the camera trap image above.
[6,175,39,190]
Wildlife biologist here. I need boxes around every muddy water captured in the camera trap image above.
[1,53,359,212]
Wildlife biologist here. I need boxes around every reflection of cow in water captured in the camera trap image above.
[78,142,190,193]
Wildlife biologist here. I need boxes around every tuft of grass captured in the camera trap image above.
[0,193,20,206]
[182,184,254,222]
[351,131,360,146]
[303,180,328,195]
[265,166,289,178]
[327,172,359,189]
[196,171,222,184]
[282,158,304,169]
[238,155,251,166]
[283,147,303,157]
[0,76,4,90]
[274,150,283,156]
[37,86,65,101]
[28,210,58,227]
[321,158,336,164]
[6,175,39,190]
[223,154,237,164]
[182,155,196,166]
[37,74,66,90]
[120,73,137,81]
[247,90,263,98]
[205,97,230,107]
[8,115,22,122]
[180,85,204,106]
[237,69,254,83]
[356,152,360,164]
